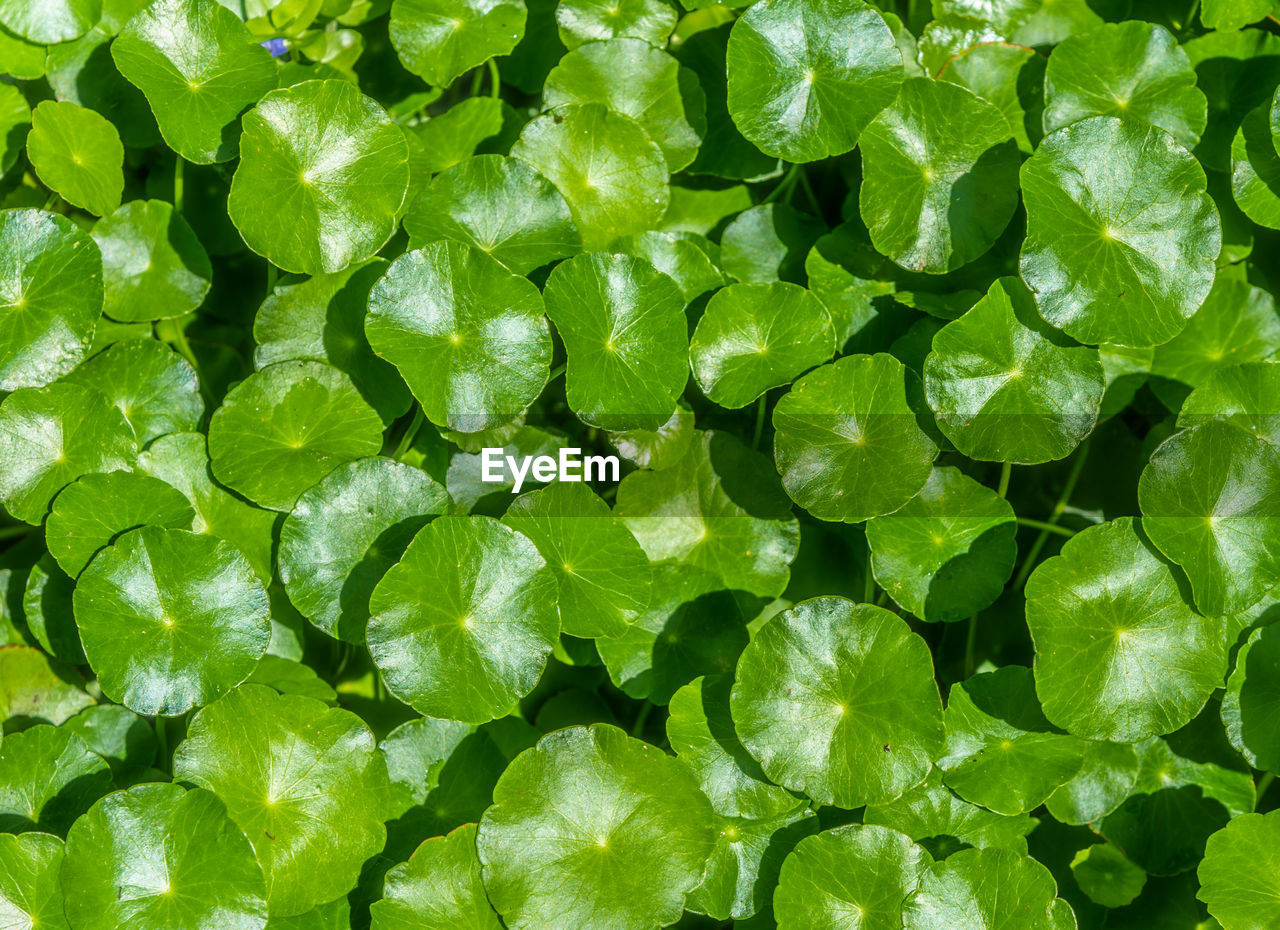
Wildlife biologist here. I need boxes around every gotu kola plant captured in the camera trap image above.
[0,0,1278,927]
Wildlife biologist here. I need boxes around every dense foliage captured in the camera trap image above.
[1,0,1279,927]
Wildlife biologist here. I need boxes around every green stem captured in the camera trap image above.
[997,461,1012,498]
[488,58,501,98]
[0,524,32,542]
[42,191,61,212]
[632,701,653,738]
[964,615,978,679]
[373,668,387,704]
[392,407,426,459]
[796,168,822,216]
[762,164,800,204]
[173,155,184,214]
[266,263,278,295]
[864,547,875,603]
[548,362,566,382]
[1012,443,1090,589]
[1016,517,1075,538]
[155,715,169,771]
[752,393,767,450]
[470,64,486,97]
[1258,772,1275,808]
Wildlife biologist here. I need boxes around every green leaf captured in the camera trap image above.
[0,209,103,392]
[923,277,1105,464]
[92,200,212,323]
[26,101,123,218]
[859,77,1019,274]
[63,338,204,446]
[1139,421,1280,617]
[23,554,82,664]
[1025,518,1228,741]
[866,466,1016,623]
[691,282,835,409]
[1222,621,1280,770]
[0,724,111,834]
[0,26,45,81]
[279,456,450,642]
[774,824,930,930]
[229,79,410,275]
[936,41,1044,154]
[620,230,725,303]
[61,703,157,779]
[173,684,388,917]
[73,526,271,715]
[720,204,824,286]
[46,471,194,577]
[407,96,504,176]
[731,597,944,808]
[404,155,581,274]
[772,353,937,523]
[609,401,695,470]
[136,432,279,582]
[1071,843,1146,909]
[1149,275,1280,389]
[370,824,501,930]
[1184,29,1280,173]
[939,666,1086,816]
[726,0,903,163]
[1201,0,1276,29]
[1230,102,1280,230]
[616,430,800,598]
[502,481,651,639]
[476,723,715,929]
[0,84,30,174]
[864,769,1037,857]
[511,103,669,250]
[207,359,384,511]
[0,646,95,728]
[555,0,675,49]
[365,241,551,432]
[544,38,702,172]
[253,259,411,424]
[1044,740,1141,826]
[62,783,268,929]
[902,847,1064,930]
[0,832,68,930]
[687,807,817,922]
[543,251,687,430]
[1179,361,1280,447]
[0,383,136,525]
[1042,22,1206,148]
[367,515,559,723]
[389,0,526,87]
[111,0,278,164]
[1197,810,1280,930]
[0,0,99,43]
[1019,115,1221,348]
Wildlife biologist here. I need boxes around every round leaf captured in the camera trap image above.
[1197,810,1280,930]
[0,832,67,930]
[390,0,526,88]
[367,515,559,723]
[1025,517,1228,741]
[92,200,212,323]
[279,456,450,642]
[726,0,903,163]
[903,847,1063,930]
[26,101,123,218]
[619,230,725,303]
[502,481,651,639]
[721,203,825,285]
[23,554,83,663]
[1139,421,1280,617]
[0,725,111,835]
[687,807,817,922]
[0,84,30,174]
[1230,103,1280,229]
[866,465,1016,623]
[1223,621,1280,771]
[1044,740,1141,826]
[476,723,715,930]
[62,338,204,445]
[207,359,384,511]
[229,80,410,275]
[366,241,551,432]
[860,77,1019,274]
[1071,843,1146,909]
[544,38,702,172]
[924,276,1104,464]
[511,103,668,251]
[1019,115,1220,348]
[0,647,94,727]
[556,0,675,49]
[111,0,278,164]
[774,824,930,930]
[370,824,501,930]
[46,471,194,576]
[772,353,937,523]
[0,0,98,43]
[543,251,687,430]
[1179,361,1280,446]
[731,597,944,808]
[0,208,103,392]
[61,704,158,780]
[403,155,580,274]
[1042,22,1206,147]
[0,383,136,525]
[690,282,835,410]
[62,783,268,930]
[74,526,271,715]
[1149,275,1280,389]
[173,685,388,918]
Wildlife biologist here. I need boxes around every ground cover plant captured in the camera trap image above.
[2,0,1280,926]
